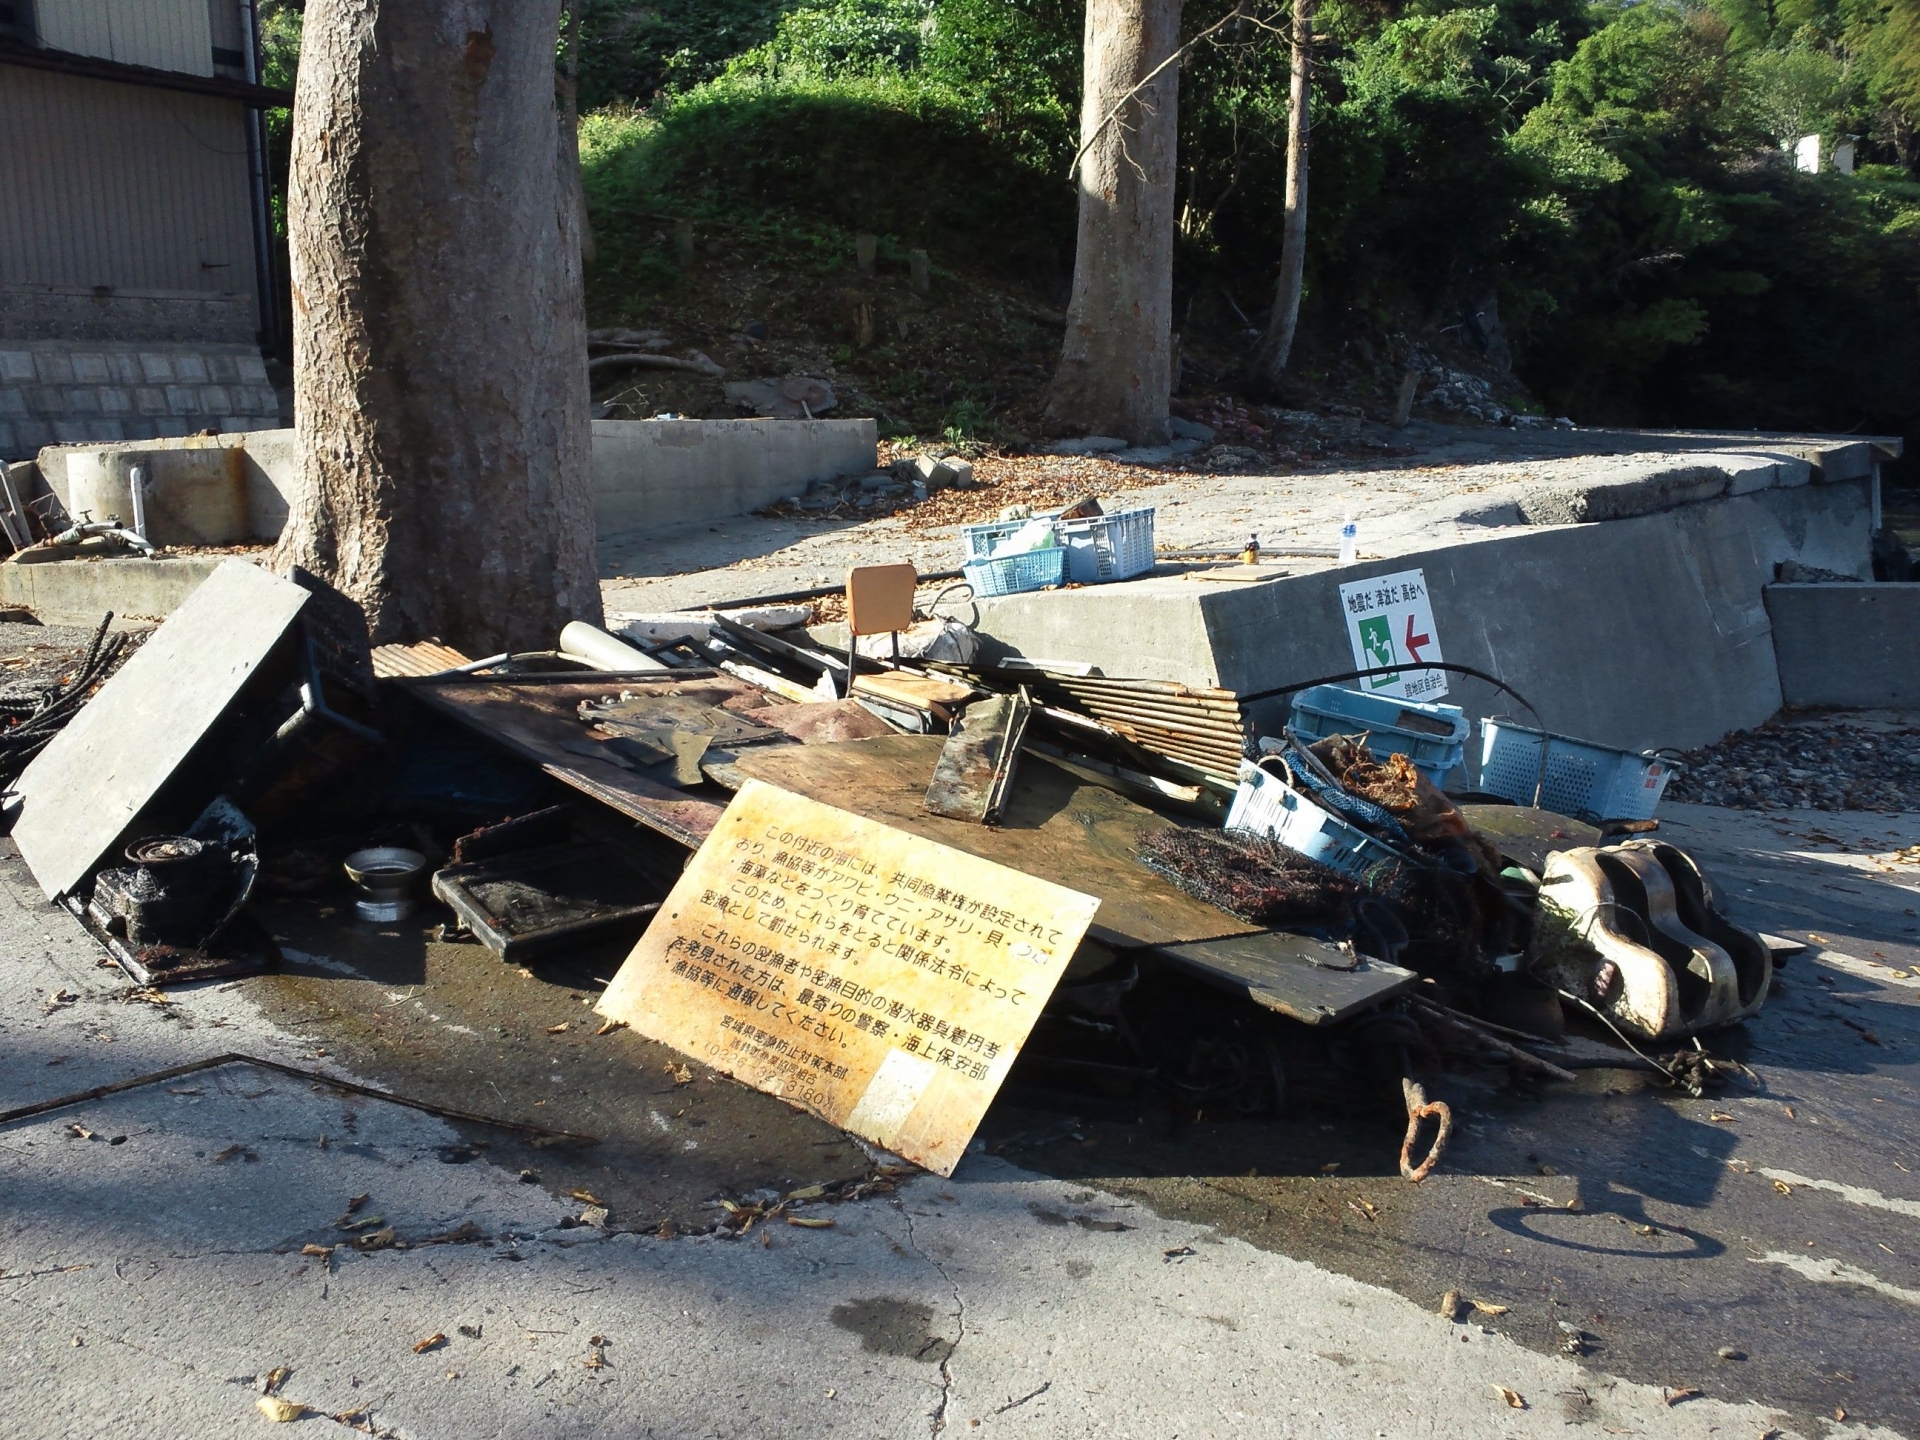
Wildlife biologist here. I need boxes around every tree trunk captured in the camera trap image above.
[563,4,596,265]
[1255,0,1315,387]
[1047,0,1184,447]
[273,0,601,654]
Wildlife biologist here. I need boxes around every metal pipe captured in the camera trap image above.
[238,0,281,357]
[559,621,670,673]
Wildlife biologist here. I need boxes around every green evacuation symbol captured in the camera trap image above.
[1358,615,1399,688]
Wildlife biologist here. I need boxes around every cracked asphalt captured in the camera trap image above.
[2,793,1918,1437]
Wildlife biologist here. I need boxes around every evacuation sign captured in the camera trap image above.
[1337,568,1448,700]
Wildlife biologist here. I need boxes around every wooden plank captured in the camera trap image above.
[12,560,309,899]
[596,779,1102,1176]
[405,678,755,849]
[1151,933,1418,1025]
[853,670,974,718]
[733,735,1261,950]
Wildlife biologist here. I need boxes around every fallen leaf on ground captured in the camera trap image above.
[1709,1112,1735,1122]
[340,1216,386,1232]
[1439,1289,1461,1320]
[1774,1180,1793,1195]
[413,1333,447,1354]
[1494,1386,1526,1409]
[787,1215,834,1229]
[1347,1200,1378,1222]
[594,1019,627,1036]
[350,1226,396,1252]
[546,1022,570,1034]
[256,1396,308,1422]
[65,1124,96,1141]
[299,1244,333,1258]
[1471,1300,1510,1316]
[212,1144,247,1163]
[1664,1387,1703,1406]
[667,1062,694,1086]
[787,1184,828,1201]
[570,1189,604,1205]
[458,1324,482,1339]
[344,1192,370,1214]
[261,1366,290,1395]
[1163,1246,1196,1261]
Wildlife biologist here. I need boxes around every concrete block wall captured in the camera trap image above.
[1766,582,1920,709]
[591,417,877,537]
[0,341,286,460]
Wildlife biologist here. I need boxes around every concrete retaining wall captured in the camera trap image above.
[968,478,1876,756]
[590,418,877,537]
[0,553,228,626]
[29,418,877,541]
[1767,582,1920,709]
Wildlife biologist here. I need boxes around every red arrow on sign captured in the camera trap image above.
[1403,613,1432,663]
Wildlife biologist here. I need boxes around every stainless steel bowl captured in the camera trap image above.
[343,846,428,923]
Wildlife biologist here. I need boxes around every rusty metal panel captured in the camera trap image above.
[597,780,1101,1175]
[0,68,254,293]
[37,0,213,76]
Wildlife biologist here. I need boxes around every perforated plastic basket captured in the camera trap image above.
[961,507,1157,584]
[1288,685,1468,786]
[1225,761,1411,883]
[1477,720,1679,822]
[962,546,1068,598]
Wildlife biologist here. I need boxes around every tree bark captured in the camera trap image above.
[1255,0,1314,387]
[1047,0,1184,447]
[563,4,595,265]
[273,0,601,653]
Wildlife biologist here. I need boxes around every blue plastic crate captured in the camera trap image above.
[1288,684,1469,786]
[961,506,1157,584]
[1225,761,1412,883]
[963,546,1068,598]
[1477,719,1678,822]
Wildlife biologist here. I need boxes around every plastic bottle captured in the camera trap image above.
[1338,513,1358,565]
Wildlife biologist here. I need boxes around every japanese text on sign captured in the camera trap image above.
[1336,567,1448,700]
[596,779,1101,1175]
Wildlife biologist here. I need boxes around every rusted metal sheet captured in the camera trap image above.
[596,779,1101,1175]
[925,690,1031,824]
[402,678,741,849]
[371,642,471,679]
[1150,932,1418,1025]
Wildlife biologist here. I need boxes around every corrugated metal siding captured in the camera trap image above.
[0,68,255,292]
[206,0,245,57]
[37,0,214,76]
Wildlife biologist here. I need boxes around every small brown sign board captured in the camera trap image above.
[596,778,1100,1175]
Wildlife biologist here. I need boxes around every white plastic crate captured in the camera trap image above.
[1477,720,1678,822]
[1225,761,1411,882]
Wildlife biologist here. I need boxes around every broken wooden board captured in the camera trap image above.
[732,735,1263,952]
[925,690,1030,824]
[11,560,310,900]
[1150,932,1418,1025]
[403,676,763,848]
[597,778,1101,1175]
[852,670,974,720]
[1458,804,1602,874]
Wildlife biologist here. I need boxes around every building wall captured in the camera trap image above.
[33,0,214,76]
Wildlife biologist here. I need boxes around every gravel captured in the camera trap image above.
[1665,715,1920,812]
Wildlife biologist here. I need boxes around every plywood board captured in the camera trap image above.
[733,735,1261,950]
[11,560,309,900]
[597,779,1101,1175]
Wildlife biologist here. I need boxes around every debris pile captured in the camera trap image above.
[0,554,1806,1197]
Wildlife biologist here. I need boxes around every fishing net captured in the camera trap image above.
[1136,826,1359,928]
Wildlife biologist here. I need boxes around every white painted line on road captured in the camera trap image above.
[1750,1252,1920,1309]
[1760,1169,1920,1220]
[1815,952,1920,989]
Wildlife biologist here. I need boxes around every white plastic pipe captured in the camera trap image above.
[558,621,669,673]
[128,465,149,540]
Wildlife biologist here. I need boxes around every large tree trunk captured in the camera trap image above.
[1047,0,1184,447]
[1255,0,1315,387]
[273,0,601,653]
